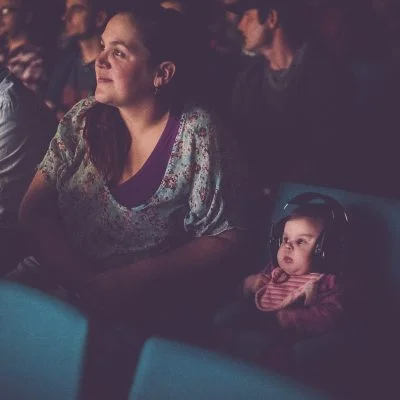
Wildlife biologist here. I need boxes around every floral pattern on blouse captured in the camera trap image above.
[39,97,248,270]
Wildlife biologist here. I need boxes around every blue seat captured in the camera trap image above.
[129,337,330,400]
[0,281,88,400]
[268,182,400,398]
[270,182,400,304]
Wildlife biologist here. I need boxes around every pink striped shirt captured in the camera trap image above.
[255,267,344,335]
[255,268,324,311]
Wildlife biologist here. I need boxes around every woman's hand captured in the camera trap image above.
[242,273,269,296]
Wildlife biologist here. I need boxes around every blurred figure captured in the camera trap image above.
[0,0,48,97]
[45,0,113,121]
[160,0,184,13]
[0,65,55,274]
[211,0,244,54]
[227,0,355,193]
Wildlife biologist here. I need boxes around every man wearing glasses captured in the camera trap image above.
[45,0,112,121]
[0,0,48,97]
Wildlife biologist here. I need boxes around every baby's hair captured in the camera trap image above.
[286,203,333,230]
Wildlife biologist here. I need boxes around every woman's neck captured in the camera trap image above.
[117,98,171,182]
[119,99,170,140]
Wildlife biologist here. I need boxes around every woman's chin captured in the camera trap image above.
[94,91,111,105]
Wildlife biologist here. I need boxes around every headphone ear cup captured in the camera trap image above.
[313,233,326,272]
[315,226,345,273]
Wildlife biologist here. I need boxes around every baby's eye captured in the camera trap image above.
[100,42,105,51]
[113,48,125,58]
[296,239,306,245]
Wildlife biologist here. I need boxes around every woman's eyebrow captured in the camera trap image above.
[100,37,132,49]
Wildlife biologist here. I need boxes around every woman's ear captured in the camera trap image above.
[154,61,176,89]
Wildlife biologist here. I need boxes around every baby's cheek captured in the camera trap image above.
[304,252,315,271]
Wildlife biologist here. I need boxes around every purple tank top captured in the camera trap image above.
[110,107,181,208]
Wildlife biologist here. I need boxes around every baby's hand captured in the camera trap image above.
[242,273,269,296]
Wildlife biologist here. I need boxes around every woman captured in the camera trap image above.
[14,6,248,324]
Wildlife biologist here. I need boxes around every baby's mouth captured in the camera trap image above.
[284,256,293,263]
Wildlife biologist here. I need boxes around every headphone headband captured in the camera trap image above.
[284,192,349,226]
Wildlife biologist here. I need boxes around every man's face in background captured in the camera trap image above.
[238,8,273,53]
[0,0,27,39]
[63,0,97,40]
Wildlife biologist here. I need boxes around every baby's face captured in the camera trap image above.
[277,217,324,275]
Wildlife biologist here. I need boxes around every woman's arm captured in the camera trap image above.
[19,170,94,289]
[131,229,242,281]
[80,229,246,316]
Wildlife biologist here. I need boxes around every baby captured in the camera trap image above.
[214,201,349,369]
[243,206,344,336]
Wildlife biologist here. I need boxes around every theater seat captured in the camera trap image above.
[269,182,400,398]
[129,336,330,400]
[0,281,88,400]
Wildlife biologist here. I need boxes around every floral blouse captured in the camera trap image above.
[39,97,247,271]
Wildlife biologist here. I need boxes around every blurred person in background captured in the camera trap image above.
[211,0,245,54]
[227,0,355,193]
[45,0,114,121]
[0,65,55,275]
[0,0,48,97]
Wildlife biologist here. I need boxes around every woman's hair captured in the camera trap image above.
[83,5,187,185]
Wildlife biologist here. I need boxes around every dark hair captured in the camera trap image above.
[257,0,312,46]
[287,204,332,229]
[89,0,121,15]
[83,6,187,185]
[121,6,186,82]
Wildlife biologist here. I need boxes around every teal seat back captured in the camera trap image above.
[269,182,400,306]
[0,281,88,400]
[129,337,330,400]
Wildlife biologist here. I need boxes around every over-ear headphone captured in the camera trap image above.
[269,192,350,273]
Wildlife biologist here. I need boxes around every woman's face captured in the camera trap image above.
[95,13,155,108]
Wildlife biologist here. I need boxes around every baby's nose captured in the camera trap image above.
[284,241,293,249]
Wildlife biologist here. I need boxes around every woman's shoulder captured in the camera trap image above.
[52,97,97,156]
[180,103,228,139]
[58,96,97,132]
[181,103,217,124]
